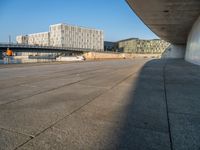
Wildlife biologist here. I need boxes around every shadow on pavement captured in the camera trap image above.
[110,59,171,150]
[110,58,200,150]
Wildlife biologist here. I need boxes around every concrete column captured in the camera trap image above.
[185,16,200,65]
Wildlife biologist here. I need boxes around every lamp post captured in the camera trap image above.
[9,35,11,44]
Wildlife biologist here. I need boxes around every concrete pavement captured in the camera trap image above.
[0,59,200,150]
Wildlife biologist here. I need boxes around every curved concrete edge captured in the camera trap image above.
[126,0,200,45]
[185,16,200,65]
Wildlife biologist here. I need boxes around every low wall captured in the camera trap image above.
[83,52,161,60]
[161,44,186,59]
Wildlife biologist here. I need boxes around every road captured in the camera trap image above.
[0,59,200,150]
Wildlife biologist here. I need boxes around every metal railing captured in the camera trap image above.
[0,42,102,52]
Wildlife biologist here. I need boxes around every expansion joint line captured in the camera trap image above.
[14,69,138,150]
[163,60,173,150]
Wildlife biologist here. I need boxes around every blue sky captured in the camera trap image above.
[0,0,158,42]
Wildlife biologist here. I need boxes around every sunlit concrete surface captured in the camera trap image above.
[0,59,200,150]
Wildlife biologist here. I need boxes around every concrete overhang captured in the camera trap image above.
[126,0,200,44]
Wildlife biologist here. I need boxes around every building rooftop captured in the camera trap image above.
[49,23,103,32]
[28,32,49,36]
[117,38,163,43]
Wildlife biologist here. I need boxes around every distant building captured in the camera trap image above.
[118,38,138,53]
[117,38,169,54]
[16,35,28,45]
[16,23,104,51]
[28,32,50,46]
[104,41,117,51]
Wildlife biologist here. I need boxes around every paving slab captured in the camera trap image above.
[0,83,106,136]
[164,59,200,150]
[167,84,200,115]
[0,129,30,150]
[169,113,200,150]
[18,122,170,150]
[17,59,170,150]
[1,59,200,150]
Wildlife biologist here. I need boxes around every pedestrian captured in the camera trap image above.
[2,51,7,64]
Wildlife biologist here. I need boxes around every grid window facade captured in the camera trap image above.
[16,23,104,51]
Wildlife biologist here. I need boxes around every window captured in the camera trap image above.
[58,26,61,30]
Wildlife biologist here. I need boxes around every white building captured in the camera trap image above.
[28,32,50,46]
[16,23,104,51]
[16,35,28,45]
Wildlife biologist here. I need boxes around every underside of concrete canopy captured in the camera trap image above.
[126,0,200,44]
